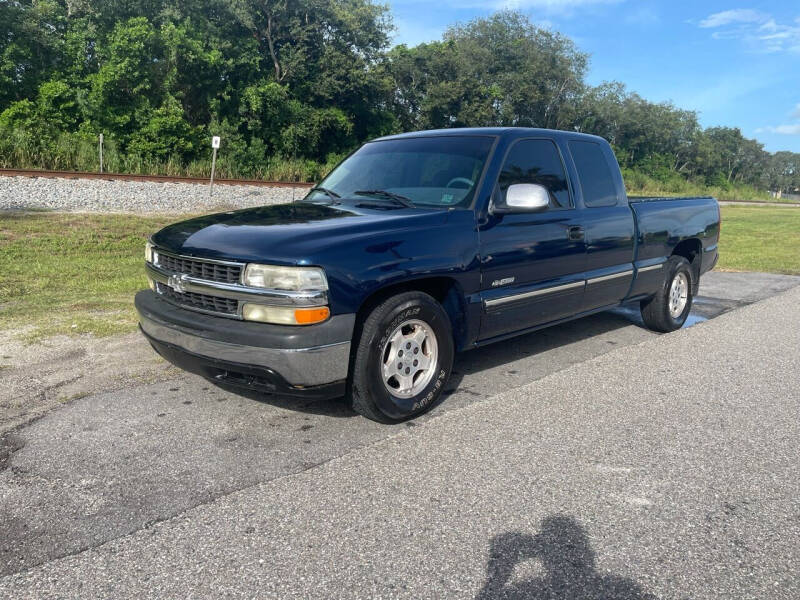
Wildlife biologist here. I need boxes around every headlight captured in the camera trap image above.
[242,264,328,292]
[145,241,155,264]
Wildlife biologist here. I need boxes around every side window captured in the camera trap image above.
[568,141,619,207]
[496,139,571,210]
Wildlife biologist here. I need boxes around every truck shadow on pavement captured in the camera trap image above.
[476,516,654,600]
[211,301,707,420]
[209,381,359,418]
[211,309,639,419]
[444,310,639,395]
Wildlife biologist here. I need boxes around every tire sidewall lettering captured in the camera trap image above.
[369,300,452,419]
[667,261,692,326]
[377,306,421,350]
[411,369,447,412]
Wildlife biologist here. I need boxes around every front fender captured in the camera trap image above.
[316,209,481,316]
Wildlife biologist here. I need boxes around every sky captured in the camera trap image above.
[388,0,800,153]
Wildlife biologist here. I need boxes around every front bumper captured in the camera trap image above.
[135,290,355,398]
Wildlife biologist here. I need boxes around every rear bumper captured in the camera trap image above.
[135,290,354,398]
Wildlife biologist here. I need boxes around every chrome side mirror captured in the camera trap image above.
[493,183,550,214]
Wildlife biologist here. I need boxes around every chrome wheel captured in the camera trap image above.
[668,272,689,318]
[380,319,438,398]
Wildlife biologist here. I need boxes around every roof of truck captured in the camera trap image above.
[373,127,608,144]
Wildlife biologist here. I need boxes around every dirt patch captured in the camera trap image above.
[0,328,181,435]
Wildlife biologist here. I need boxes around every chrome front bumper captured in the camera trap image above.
[136,291,353,387]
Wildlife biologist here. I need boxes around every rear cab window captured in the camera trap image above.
[568,140,619,207]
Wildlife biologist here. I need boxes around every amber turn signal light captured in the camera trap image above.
[242,303,330,325]
[294,307,330,324]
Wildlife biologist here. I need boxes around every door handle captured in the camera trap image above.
[567,226,585,241]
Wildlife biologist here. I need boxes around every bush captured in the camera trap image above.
[622,167,771,202]
[127,96,200,161]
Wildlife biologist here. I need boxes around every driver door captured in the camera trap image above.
[478,138,587,341]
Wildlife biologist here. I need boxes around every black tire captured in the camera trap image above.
[640,256,694,333]
[349,291,454,423]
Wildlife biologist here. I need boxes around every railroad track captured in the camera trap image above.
[0,168,312,188]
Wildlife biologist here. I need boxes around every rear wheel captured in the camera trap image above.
[349,291,454,423]
[640,256,693,332]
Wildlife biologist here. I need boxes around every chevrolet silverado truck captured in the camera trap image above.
[136,128,720,422]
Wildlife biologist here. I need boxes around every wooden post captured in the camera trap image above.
[99,133,104,174]
[210,136,220,197]
[210,148,218,197]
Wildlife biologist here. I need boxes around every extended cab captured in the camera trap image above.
[135,128,720,422]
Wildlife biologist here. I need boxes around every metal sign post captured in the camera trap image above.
[99,133,104,174]
[209,136,220,197]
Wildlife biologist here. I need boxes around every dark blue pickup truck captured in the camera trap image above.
[136,128,720,422]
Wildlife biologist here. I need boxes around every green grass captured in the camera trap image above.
[1,206,798,342]
[0,212,181,341]
[717,205,800,275]
[0,130,342,182]
[621,168,785,203]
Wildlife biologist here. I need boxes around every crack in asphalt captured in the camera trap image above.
[5,285,790,581]
[0,433,26,473]
[0,300,734,577]
[2,361,546,578]
[0,325,686,578]
[4,275,799,580]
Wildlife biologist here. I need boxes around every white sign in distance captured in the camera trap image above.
[211,136,221,149]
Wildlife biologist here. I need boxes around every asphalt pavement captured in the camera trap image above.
[1,271,799,598]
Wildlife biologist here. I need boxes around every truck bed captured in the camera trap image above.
[628,195,715,203]
[628,195,720,294]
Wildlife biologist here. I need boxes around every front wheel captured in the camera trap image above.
[640,256,694,332]
[349,291,454,423]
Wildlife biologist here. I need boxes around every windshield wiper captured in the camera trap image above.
[305,186,341,203]
[354,189,415,208]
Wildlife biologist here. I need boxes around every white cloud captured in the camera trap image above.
[760,105,800,136]
[763,124,800,135]
[699,9,767,28]
[697,10,800,53]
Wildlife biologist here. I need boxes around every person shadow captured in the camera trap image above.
[476,516,656,600]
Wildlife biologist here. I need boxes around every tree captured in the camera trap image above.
[386,12,588,131]
[701,127,766,186]
[761,151,800,194]
[0,4,792,185]
[0,0,67,108]
[86,17,164,139]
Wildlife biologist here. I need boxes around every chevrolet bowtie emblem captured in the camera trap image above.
[168,273,188,294]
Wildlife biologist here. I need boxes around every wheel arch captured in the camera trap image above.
[671,238,702,295]
[353,277,468,352]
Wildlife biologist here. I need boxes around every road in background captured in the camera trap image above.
[1,271,798,595]
[718,200,800,207]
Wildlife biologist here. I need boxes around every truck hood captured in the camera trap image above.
[150,202,452,265]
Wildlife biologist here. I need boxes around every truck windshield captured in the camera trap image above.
[304,136,495,208]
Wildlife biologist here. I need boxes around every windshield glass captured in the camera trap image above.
[305,136,495,208]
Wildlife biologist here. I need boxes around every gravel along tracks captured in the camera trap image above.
[0,175,302,214]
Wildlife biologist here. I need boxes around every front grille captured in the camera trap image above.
[156,282,239,315]
[156,253,242,284]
